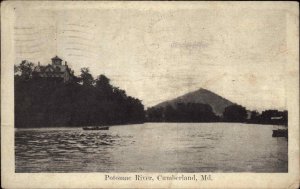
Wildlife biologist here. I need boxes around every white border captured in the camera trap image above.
[1,1,299,188]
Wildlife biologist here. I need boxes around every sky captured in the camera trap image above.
[13,3,288,111]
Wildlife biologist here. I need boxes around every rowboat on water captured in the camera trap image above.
[82,126,109,130]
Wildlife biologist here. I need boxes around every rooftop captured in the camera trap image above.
[51,55,62,61]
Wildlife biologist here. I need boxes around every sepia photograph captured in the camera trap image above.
[1,1,299,188]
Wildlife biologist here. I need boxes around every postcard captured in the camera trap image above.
[1,1,299,188]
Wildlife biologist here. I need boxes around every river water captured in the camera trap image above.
[15,123,287,172]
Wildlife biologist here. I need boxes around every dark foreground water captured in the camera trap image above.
[15,123,287,172]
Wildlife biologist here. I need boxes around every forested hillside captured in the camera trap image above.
[14,61,145,128]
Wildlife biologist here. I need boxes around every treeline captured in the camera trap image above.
[222,105,287,125]
[15,60,145,128]
[248,109,288,125]
[146,104,288,126]
[147,103,219,122]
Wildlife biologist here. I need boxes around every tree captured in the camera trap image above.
[15,60,34,80]
[96,74,110,88]
[80,67,94,86]
[95,74,113,97]
[164,105,177,122]
[146,107,164,122]
[249,110,260,123]
[14,65,20,74]
[223,104,247,122]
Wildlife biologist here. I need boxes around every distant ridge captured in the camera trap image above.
[153,88,235,116]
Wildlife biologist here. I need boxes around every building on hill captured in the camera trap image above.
[33,56,74,83]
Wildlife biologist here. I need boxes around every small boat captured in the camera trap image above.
[82,126,109,130]
[272,129,288,138]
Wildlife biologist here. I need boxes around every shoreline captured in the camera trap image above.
[14,122,288,129]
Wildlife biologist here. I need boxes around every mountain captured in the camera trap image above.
[152,88,235,116]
